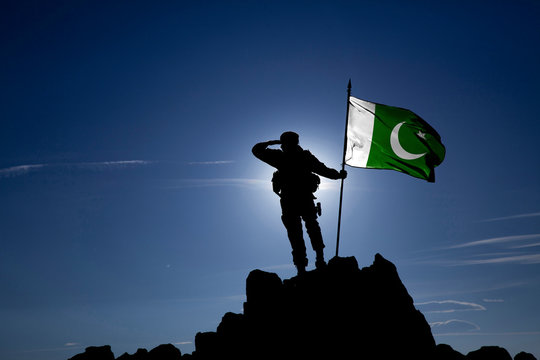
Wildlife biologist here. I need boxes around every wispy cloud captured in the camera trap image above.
[0,164,46,177]
[77,160,151,167]
[164,178,267,189]
[483,299,504,303]
[451,253,540,266]
[448,234,540,249]
[424,253,540,266]
[434,331,540,336]
[415,300,486,313]
[430,319,480,333]
[0,160,151,178]
[19,343,84,353]
[174,341,193,345]
[188,160,235,165]
[510,242,540,249]
[259,263,296,271]
[478,212,540,222]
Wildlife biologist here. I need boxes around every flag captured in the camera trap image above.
[345,96,445,182]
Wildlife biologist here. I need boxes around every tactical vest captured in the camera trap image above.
[271,150,320,196]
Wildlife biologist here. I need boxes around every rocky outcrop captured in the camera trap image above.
[68,345,115,360]
[67,254,537,360]
[116,344,181,360]
[515,351,538,360]
[435,343,467,360]
[192,254,435,359]
[466,346,512,360]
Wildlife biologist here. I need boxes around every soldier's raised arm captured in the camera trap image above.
[252,139,282,167]
[309,153,347,180]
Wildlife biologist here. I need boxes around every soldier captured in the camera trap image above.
[252,131,347,275]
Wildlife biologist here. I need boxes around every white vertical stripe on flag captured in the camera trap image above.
[345,97,375,168]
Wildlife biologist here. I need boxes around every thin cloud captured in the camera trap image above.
[451,253,540,266]
[411,280,526,299]
[19,344,84,353]
[174,341,193,345]
[164,178,267,189]
[511,242,540,249]
[0,160,151,178]
[260,263,296,271]
[79,160,151,167]
[478,212,540,222]
[448,234,540,249]
[430,319,481,332]
[188,160,235,165]
[165,177,341,192]
[415,300,486,313]
[435,331,540,336]
[483,299,504,303]
[0,164,45,177]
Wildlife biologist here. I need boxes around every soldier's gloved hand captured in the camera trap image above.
[339,169,347,179]
[267,140,281,146]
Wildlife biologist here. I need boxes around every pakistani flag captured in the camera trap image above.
[345,96,445,182]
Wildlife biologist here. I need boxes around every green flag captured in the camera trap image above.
[345,96,445,182]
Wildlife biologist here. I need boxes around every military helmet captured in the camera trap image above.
[280,131,299,146]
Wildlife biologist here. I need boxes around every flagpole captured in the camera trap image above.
[335,79,351,257]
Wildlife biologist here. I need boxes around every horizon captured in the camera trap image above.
[1,1,539,359]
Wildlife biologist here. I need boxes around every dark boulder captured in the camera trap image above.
[435,344,466,360]
[68,345,115,360]
[116,348,148,360]
[515,351,538,360]
[466,346,512,360]
[148,344,182,360]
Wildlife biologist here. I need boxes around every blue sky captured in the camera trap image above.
[1,1,539,359]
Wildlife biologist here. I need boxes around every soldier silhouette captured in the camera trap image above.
[253,131,347,275]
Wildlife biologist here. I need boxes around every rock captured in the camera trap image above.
[116,348,148,360]
[435,344,466,360]
[243,269,283,319]
[65,254,537,360]
[515,352,538,360]
[193,331,220,359]
[68,345,115,360]
[466,346,512,360]
[148,344,181,360]
[113,344,182,360]
[192,254,436,359]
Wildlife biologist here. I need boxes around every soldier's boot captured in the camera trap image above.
[315,248,326,269]
[292,249,308,275]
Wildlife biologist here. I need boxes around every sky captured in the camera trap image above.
[1,0,539,359]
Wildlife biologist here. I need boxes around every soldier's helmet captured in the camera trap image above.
[280,131,299,146]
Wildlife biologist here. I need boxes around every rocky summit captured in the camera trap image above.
[68,254,537,360]
[194,253,434,359]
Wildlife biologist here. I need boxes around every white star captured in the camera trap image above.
[416,131,427,140]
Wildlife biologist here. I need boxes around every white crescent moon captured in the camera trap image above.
[390,122,426,160]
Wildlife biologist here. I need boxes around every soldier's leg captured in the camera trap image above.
[302,204,326,269]
[281,199,308,274]
[281,214,308,273]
